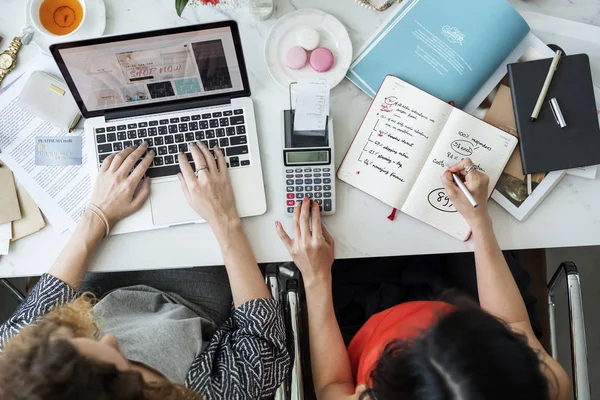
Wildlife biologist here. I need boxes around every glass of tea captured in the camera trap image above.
[30,0,87,37]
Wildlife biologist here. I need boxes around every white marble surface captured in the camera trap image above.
[1,0,600,278]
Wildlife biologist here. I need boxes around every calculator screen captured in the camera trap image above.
[286,150,329,165]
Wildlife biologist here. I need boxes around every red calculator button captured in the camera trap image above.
[287,200,295,206]
[287,193,294,199]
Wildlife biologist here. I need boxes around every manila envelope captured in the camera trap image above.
[11,185,45,242]
[0,163,21,224]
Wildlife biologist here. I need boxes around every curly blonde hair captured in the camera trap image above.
[0,295,203,400]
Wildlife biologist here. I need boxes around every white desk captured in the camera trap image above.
[1,0,599,278]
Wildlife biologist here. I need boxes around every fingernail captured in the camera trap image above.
[275,221,279,227]
[142,141,149,148]
[303,196,308,202]
[150,150,155,155]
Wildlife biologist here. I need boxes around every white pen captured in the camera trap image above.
[531,50,562,122]
[452,173,478,208]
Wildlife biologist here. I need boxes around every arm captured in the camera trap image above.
[276,199,356,400]
[1,144,154,348]
[177,143,270,307]
[442,159,570,400]
[49,143,153,288]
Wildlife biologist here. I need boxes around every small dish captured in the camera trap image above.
[25,0,106,56]
[265,9,353,89]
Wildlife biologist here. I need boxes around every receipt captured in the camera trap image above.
[293,78,330,132]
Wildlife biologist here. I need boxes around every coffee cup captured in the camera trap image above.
[30,0,87,38]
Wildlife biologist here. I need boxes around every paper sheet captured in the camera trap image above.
[0,163,22,224]
[0,240,9,256]
[0,54,89,232]
[12,185,46,242]
[293,78,330,132]
[0,222,11,239]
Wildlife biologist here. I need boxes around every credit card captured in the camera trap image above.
[35,136,82,166]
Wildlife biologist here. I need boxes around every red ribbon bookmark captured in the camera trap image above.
[387,208,397,221]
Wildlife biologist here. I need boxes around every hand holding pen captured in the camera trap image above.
[442,158,491,230]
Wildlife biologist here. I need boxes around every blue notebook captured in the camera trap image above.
[347,0,530,109]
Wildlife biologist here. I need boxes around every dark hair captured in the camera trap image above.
[359,307,551,400]
[0,296,202,400]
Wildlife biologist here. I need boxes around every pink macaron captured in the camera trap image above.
[309,47,334,73]
[285,46,308,70]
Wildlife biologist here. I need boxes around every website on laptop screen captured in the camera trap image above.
[58,27,244,113]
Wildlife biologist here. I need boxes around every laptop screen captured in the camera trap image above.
[52,22,249,118]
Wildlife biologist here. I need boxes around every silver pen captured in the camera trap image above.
[452,173,478,208]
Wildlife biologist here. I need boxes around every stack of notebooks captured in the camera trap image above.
[0,163,46,255]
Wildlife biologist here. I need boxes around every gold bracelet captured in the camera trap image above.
[83,204,110,237]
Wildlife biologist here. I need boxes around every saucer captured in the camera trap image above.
[25,0,106,55]
[265,9,353,89]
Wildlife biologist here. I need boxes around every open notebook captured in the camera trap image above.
[338,76,518,240]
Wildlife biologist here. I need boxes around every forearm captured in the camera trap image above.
[48,211,106,289]
[472,218,530,325]
[212,217,270,308]
[304,278,354,398]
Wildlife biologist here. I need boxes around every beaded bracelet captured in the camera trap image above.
[83,204,110,237]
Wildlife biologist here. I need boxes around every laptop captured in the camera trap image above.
[50,21,267,235]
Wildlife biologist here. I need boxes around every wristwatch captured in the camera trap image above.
[0,37,23,85]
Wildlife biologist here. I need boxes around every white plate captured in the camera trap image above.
[26,0,106,55]
[265,9,353,89]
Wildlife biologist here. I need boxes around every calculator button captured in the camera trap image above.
[287,193,295,199]
[296,193,304,199]
[315,192,322,198]
[305,179,313,184]
[96,128,106,133]
[314,179,322,184]
[305,186,313,191]
[306,193,313,199]
[296,200,303,206]
[323,173,331,177]
[295,179,303,185]
[287,186,294,192]
[315,185,322,191]
[295,168,302,173]
[304,168,312,172]
[286,169,293,173]
[241,160,251,166]
[315,199,323,205]
[319,206,323,212]
[287,200,295,206]
[324,192,332,198]
[288,207,294,213]
[286,174,293,178]
[295,174,303,178]
[286,179,294,185]
[313,168,321,172]
[324,185,331,191]
[323,168,331,172]
[304,174,312,177]
[324,178,331,184]
[296,186,303,191]
[314,173,321,177]
[324,199,332,211]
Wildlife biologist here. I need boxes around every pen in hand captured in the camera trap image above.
[451,172,478,208]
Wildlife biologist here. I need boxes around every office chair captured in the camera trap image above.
[548,261,591,400]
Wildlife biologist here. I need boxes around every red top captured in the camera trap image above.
[348,301,456,386]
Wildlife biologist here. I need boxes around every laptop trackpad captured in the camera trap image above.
[150,180,202,226]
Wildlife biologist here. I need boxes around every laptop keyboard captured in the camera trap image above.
[94,108,251,178]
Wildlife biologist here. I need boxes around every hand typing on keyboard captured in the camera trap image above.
[89,142,155,227]
[177,142,238,227]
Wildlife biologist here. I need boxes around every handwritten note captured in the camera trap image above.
[337,77,452,209]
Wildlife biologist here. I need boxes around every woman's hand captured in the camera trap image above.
[177,142,239,227]
[441,158,491,231]
[276,198,335,284]
[89,143,154,227]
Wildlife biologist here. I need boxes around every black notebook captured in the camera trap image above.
[507,54,600,174]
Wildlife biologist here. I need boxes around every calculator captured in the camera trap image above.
[282,109,336,215]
